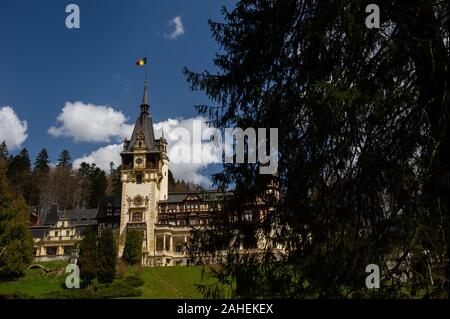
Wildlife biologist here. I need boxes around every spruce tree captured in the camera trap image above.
[77,162,92,208]
[57,149,72,168]
[184,0,448,298]
[34,148,50,174]
[111,166,122,198]
[31,148,51,206]
[88,166,107,208]
[6,148,32,203]
[97,229,117,283]
[0,141,8,163]
[122,230,143,265]
[78,227,98,287]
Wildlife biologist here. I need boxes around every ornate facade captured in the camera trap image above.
[32,214,81,262]
[116,82,280,265]
[29,82,280,266]
[118,81,169,265]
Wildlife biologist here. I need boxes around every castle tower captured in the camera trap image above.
[118,81,168,264]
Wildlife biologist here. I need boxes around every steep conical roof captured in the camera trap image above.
[125,81,155,151]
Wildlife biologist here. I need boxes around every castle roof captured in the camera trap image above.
[42,204,98,226]
[123,81,156,152]
[163,191,231,203]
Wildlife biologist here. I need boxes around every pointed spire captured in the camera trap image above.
[140,80,149,115]
[142,80,148,105]
[122,78,156,152]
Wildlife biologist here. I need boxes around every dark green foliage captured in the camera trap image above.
[112,167,121,198]
[0,141,8,163]
[57,150,72,168]
[124,275,145,287]
[34,148,50,174]
[44,281,142,299]
[0,292,34,299]
[78,227,98,286]
[97,229,117,283]
[122,230,143,265]
[29,148,51,207]
[0,161,34,279]
[6,148,32,202]
[89,166,107,208]
[109,162,122,198]
[77,162,108,209]
[168,169,176,191]
[185,0,448,298]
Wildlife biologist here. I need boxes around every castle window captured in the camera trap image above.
[136,174,143,184]
[132,212,142,222]
[46,247,56,255]
[64,246,72,255]
[175,245,183,253]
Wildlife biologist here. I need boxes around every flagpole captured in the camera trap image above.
[145,55,148,84]
[145,64,147,84]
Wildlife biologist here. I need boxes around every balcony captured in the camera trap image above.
[127,222,146,230]
[121,163,158,170]
[34,255,70,262]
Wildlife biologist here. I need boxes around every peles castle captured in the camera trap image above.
[29,82,278,266]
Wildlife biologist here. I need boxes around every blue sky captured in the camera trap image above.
[0,0,237,184]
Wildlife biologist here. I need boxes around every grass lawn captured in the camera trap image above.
[132,266,203,298]
[0,261,207,299]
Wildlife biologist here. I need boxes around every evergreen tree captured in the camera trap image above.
[76,163,107,208]
[78,227,97,287]
[57,149,72,168]
[6,148,32,203]
[0,141,8,163]
[34,148,50,174]
[97,229,117,283]
[50,163,78,210]
[0,161,34,278]
[7,148,31,176]
[110,165,122,198]
[77,162,92,208]
[167,169,178,192]
[122,230,143,265]
[88,166,107,208]
[168,169,175,185]
[31,148,51,206]
[184,0,448,298]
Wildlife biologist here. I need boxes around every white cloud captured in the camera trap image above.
[48,101,133,143]
[73,116,218,186]
[154,116,219,186]
[164,16,185,40]
[73,144,122,172]
[0,106,28,151]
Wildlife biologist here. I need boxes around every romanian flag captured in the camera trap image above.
[136,57,147,66]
